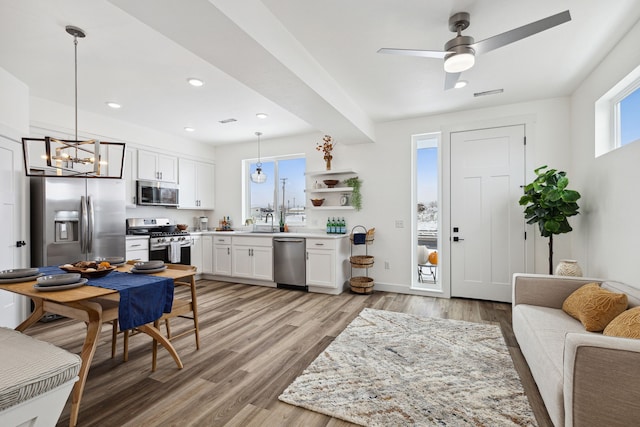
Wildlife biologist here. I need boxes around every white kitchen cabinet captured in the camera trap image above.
[202,234,213,274]
[178,159,214,209]
[191,235,203,273]
[231,236,273,281]
[123,147,137,207]
[306,237,349,293]
[126,236,149,262]
[137,150,177,182]
[213,235,232,276]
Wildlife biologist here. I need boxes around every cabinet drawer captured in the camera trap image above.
[232,236,273,247]
[213,235,231,245]
[126,238,149,251]
[306,238,336,250]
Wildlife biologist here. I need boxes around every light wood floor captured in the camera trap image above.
[25,279,553,427]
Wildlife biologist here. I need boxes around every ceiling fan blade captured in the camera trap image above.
[471,10,571,55]
[377,48,447,59]
[444,72,461,90]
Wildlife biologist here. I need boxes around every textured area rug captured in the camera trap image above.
[279,308,536,426]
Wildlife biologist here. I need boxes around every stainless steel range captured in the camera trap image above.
[126,217,192,265]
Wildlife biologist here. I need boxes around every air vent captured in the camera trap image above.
[218,118,237,124]
[474,89,503,97]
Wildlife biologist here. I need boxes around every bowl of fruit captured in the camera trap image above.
[59,261,116,278]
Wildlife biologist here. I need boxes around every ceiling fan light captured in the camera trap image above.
[454,80,468,89]
[444,52,475,73]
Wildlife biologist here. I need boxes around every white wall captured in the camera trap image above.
[215,98,573,295]
[571,18,640,286]
[0,69,29,135]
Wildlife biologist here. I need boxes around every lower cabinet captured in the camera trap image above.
[231,236,273,281]
[202,235,213,274]
[191,235,203,273]
[125,236,149,262]
[213,235,232,276]
[306,237,349,292]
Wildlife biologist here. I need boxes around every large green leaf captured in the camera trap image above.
[519,165,580,238]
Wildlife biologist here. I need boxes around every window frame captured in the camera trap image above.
[595,63,640,157]
[612,79,640,149]
[242,153,306,226]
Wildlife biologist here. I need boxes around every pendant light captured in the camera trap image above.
[21,25,126,178]
[250,131,267,183]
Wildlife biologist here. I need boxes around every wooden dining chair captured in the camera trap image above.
[113,263,200,371]
[150,263,200,371]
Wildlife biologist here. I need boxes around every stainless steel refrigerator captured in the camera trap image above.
[30,177,126,267]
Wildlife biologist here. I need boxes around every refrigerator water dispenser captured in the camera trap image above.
[54,211,79,242]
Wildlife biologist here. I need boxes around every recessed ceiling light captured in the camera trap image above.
[184,127,195,132]
[187,78,204,87]
[256,113,268,119]
[454,80,468,89]
[106,101,121,109]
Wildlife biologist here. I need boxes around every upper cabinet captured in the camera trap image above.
[137,150,177,182]
[178,158,215,210]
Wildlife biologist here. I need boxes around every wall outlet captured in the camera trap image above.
[395,220,404,228]
[384,260,390,270]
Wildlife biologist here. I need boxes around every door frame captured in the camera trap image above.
[411,115,536,299]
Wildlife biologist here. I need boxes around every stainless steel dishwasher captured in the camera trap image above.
[273,237,307,291]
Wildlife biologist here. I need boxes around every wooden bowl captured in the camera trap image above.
[311,198,325,207]
[323,179,339,188]
[176,224,188,231]
[59,265,116,278]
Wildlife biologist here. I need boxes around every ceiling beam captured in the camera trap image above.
[109,0,375,144]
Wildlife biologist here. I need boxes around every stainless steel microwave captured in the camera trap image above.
[136,180,179,207]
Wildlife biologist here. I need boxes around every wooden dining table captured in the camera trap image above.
[0,263,196,427]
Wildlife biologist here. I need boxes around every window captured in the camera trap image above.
[245,155,306,226]
[617,84,640,147]
[595,64,640,157]
[412,133,441,291]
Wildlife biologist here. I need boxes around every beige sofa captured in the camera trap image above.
[512,273,640,427]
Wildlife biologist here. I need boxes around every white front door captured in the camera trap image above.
[450,125,526,302]
[0,132,28,327]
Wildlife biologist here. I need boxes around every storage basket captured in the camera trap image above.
[350,276,374,294]
[350,255,374,268]
[350,227,375,245]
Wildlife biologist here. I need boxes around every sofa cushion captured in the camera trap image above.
[512,304,590,427]
[604,306,640,338]
[0,327,81,411]
[562,283,628,332]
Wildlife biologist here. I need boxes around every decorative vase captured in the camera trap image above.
[324,154,332,171]
[555,259,583,277]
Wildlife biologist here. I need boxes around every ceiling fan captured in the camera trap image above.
[378,10,571,90]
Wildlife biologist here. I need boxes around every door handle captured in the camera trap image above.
[87,196,95,253]
[16,240,26,247]
[453,236,465,242]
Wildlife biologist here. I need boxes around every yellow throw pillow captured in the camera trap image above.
[562,282,628,332]
[604,307,640,338]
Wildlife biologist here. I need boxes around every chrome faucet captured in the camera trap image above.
[265,213,274,230]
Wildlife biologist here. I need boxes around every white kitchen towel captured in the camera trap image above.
[169,241,181,263]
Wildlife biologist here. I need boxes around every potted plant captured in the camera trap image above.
[343,177,362,211]
[519,165,581,274]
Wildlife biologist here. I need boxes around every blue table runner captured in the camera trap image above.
[39,266,174,330]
